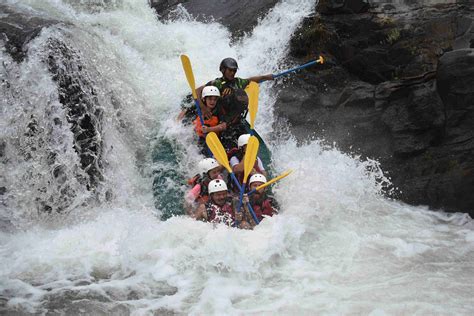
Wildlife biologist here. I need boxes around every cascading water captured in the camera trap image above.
[1,0,473,315]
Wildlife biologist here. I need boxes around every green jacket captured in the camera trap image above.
[206,77,250,94]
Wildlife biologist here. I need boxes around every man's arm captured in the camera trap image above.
[202,122,227,134]
[241,195,257,228]
[246,74,274,83]
[230,156,244,174]
[192,203,207,221]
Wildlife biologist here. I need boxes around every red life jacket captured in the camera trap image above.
[251,196,277,222]
[205,201,235,226]
[193,115,219,138]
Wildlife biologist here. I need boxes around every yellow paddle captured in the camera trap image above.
[245,82,259,134]
[248,169,293,195]
[238,136,260,223]
[205,132,233,176]
[181,54,212,156]
[243,136,260,185]
[180,54,198,100]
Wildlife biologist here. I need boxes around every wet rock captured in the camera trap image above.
[317,0,369,15]
[150,0,280,37]
[46,38,105,190]
[0,140,5,158]
[437,49,474,113]
[0,4,58,62]
[2,5,106,213]
[278,0,474,216]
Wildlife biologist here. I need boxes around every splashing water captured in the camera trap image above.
[1,0,473,315]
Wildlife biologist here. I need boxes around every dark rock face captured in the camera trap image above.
[1,5,105,212]
[278,0,474,216]
[46,38,105,190]
[317,0,369,14]
[0,4,58,62]
[150,0,280,37]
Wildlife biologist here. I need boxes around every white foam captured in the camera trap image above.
[1,0,473,314]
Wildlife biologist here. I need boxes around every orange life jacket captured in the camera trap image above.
[193,115,219,138]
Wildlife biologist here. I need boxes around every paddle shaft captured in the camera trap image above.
[256,57,324,83]
[230,173,260,225]
[194,100,205,126]
[273,59,319,79]
[248,170,293,195]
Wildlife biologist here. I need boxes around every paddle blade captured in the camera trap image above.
[255,169,293,191]
[243,136,259,184]
[205,132,232,173]
[180,54,198,99]
[317,55,324,64]
[245,82,259,130]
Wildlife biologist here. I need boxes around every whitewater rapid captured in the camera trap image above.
[1,0,473,315]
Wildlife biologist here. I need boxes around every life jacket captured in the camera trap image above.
[193,115,219,138]
[250,195,277,222]
[205,200,235,226]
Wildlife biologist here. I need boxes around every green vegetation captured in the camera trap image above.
[386,28,401,45]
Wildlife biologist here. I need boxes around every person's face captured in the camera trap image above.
[204,96,218,109]
[208,166,221,180]
[211,190,228,206]
[223,68,237,81]
[249,181,265,197]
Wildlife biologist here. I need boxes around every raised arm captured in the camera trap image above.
[246,74,274,83]
[202,122,227,134]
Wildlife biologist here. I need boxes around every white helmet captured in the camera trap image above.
[238,134,251,148]
[249,173,267,185]
[208,179,228,194]
[202,86,220,98]
[198,158,219,175]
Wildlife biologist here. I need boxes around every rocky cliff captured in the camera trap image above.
[279,0,474,216]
